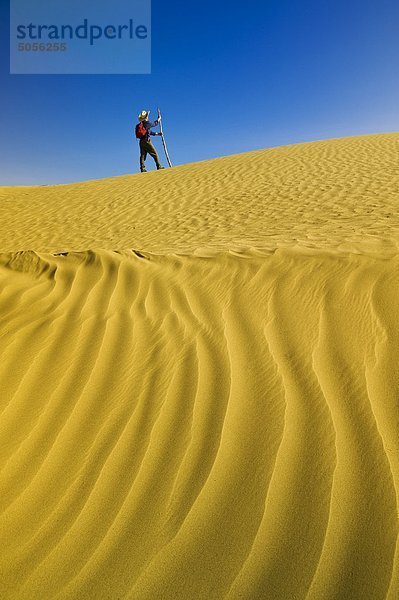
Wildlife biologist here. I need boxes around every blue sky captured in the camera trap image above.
[1,0,398,185]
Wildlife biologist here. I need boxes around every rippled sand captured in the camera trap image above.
[0,133,398,599]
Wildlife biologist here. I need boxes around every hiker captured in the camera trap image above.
[135,110,165,172]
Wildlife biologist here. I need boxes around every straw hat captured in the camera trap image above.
[138,110,150,121]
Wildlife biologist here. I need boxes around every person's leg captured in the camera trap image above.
[139,141,147,171]
[144,140,162,169]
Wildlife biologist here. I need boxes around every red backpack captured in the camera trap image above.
[135,122,147,139]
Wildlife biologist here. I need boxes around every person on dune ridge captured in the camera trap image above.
[135,110,165,173]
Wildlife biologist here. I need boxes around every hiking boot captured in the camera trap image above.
[157,166,165,170]
[141,168,147,173]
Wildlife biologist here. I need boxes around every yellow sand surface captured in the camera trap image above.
[0,133,398,599]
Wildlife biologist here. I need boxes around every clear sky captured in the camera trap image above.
[1,0,398,185]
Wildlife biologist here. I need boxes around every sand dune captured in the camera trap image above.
[1,132,399,256]
[0,134,399,599]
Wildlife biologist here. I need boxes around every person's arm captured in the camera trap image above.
[148,119,160,135]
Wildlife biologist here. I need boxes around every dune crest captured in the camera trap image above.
[1,134,399,598]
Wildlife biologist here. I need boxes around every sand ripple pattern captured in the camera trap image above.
[0,248,398,599]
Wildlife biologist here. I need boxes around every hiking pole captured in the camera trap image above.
[157,107,172,168]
